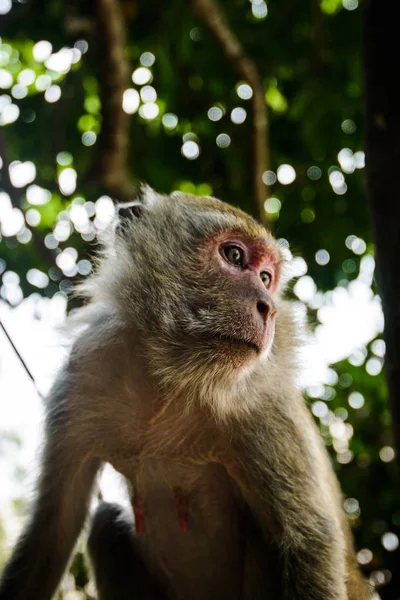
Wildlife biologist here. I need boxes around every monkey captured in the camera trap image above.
[0,186,372,600]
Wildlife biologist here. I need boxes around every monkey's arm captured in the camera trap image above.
[0,377,100,600]
[230,397,348,600]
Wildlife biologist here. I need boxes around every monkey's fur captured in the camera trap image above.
[0,188,371,600]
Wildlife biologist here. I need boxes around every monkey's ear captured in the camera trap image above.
[117,201,144,220]
[115,186,162,236]
[115,201,144,237]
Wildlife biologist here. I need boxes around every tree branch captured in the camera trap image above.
[88,0,134,201]
[191,0,270,225]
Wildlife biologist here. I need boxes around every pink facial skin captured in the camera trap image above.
[215,233,281,296]
[197,232,282,356]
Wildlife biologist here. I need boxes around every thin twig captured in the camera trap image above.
[0,319,44,399]
[191,0,270,225]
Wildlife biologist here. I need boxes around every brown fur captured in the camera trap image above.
[0,188,372,600]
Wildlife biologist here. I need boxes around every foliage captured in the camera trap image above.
[0,0,398,597]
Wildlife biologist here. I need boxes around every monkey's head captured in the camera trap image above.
[87,186,294,416]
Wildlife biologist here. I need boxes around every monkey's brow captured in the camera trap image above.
[242,234,282,260]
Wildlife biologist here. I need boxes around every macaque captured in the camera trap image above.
[0,187,372,600]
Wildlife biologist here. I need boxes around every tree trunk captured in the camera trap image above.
[364,0,400,465]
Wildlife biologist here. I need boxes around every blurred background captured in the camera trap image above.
[0,0,399,598]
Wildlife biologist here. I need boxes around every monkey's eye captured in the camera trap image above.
[260,271,272,288]
[223,245,245,267]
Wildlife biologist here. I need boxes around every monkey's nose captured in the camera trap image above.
[256,300,277,322]
[257,301,269,316]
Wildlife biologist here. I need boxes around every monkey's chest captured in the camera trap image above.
[133,459,244,600]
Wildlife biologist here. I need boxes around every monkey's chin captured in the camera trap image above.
[208,333,261,368]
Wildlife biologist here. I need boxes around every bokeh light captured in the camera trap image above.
[264,197,281,215]
[140,52,155,67]
[216,133,231,148]
[381,533,399,552]
[58,168,77,196]
[9,161,36,188]
[341,118,356,134]
[0,0,12,15]
[380,447,395,463]
[139,102,159,120]
[315,249,330,265]
[81,131,97,147]
[307,166,322,180]
[44,85,61,103]
[32,41,52,62]
[132,67,152,85]
[208,106,224,121]
[231,107,247,124]
[251,1,268,19]
[122,89,140,114]
[236,83,253,100]
[262,170,276,185]
[181,141,200,160]
[348,392,365,410]
[162,113,179,129]
[277,164,296,185]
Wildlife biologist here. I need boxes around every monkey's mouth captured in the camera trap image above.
[209,333,261,355]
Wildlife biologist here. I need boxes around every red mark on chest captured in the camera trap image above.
[176,492,189,533]
[133,494,145,536]
[133,489,189,535]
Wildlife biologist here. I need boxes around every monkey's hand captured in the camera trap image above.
[228,403,348,600]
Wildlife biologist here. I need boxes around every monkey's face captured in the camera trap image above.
[182,229,280,369]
